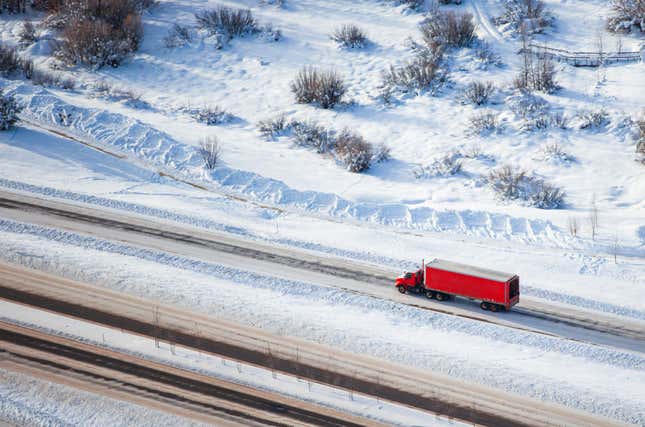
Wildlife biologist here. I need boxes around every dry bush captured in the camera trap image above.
[497,0,552,34]
[514,54,558,93]
[198,137,221,169]
[331,24,368,48]
[0,89,23,131]
[164,23,193,48]
[469,111,500,134]
[460,81,494,105]
[392,0,425,12]
[381,48,445,98]
[474,40,502,66]
[195,6,258,38]
[257,114,289,138]
[53,0,144,68]
[0,0,27,13]
[0,44,22,77]
[372,142,391,164]
[188,105,233,125]
[577,109,610,129]
[414,153,463,179]
[19,21,38,44]
[607,0,645,33]
[290,67,346,109]
[292,120,334,153]
[420,11,476,48]
[31,68,76,89]
[488,165,564,208]
[540,142,572,163]
[335,129,373,173]
[31,0,64,13]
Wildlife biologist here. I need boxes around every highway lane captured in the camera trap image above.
[0,263,629,427]
[0,190,643,352]
[0,321,379,427]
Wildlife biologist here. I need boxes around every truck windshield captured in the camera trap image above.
[404,273,413,279]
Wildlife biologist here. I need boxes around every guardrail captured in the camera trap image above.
[524,44,642,67]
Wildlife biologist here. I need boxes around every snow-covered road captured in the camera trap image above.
[0,189,642,351]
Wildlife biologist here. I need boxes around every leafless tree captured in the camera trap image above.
[589,195,599,240]
[612,234,619,264]
[567,217,579,237]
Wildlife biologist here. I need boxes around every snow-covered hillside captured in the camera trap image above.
[1,0,643,249]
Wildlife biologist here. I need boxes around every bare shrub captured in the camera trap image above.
[551,112,568,129]
[497,0,553,34]
[257,23,282,41]
[189,105,233,125]
[198,137,221,169]
[257,114,289,138]
[195,6,258,39]
[31,0,64,13]
[393,0,425,12]
[372,142,391,164]
[420,11,476,48]
[577,109,610,129]
[540,142,572,163]
[469,111,500,134]
[635,117,645,155]
[607,0,645,33]
[331,24,368,48]
[335,129,373,173]
[0,0,27,13]
[54,0,144,68]
[31,68,76,89]
[292,120,334,153]
[381,48,445,98]
[488,165,564,208]
[0,44,22,77]
[414,153,463,178]
[514,54,558,93]
[19,21,38,45]
[0,89,23,131]
[474,41,502,66]
[290,67,346,109]
[460,81,494,105]
[164,23,193,48]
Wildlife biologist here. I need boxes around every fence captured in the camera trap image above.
[524,43,642,67]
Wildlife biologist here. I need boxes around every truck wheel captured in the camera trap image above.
[436,293,445,301]
[490,304,499,312]
[480,302,489,310]
[397,286,406,294]
[425,291,435,299]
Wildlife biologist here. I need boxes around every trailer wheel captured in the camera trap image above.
[480,302,489,310]
[425,291,435,299]
[436,293,445,301]
[490,304,499,312]
[397,286,406,294]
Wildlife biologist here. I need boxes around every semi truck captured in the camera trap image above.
[394,259,520,312]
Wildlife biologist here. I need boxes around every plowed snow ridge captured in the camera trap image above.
[1,79,571,246]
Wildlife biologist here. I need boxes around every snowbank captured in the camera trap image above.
[0,79,569,246]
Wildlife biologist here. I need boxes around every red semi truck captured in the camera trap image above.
[395,259,520,312]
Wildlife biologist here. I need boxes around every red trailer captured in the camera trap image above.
[394,259,520,311]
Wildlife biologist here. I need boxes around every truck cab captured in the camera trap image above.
[395,269,423,293]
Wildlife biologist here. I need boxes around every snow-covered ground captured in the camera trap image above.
[0,0,643,248]
[0,0,644,425]
[2,302,462,427]
[1,217,644,424]
[0,368,210,427]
